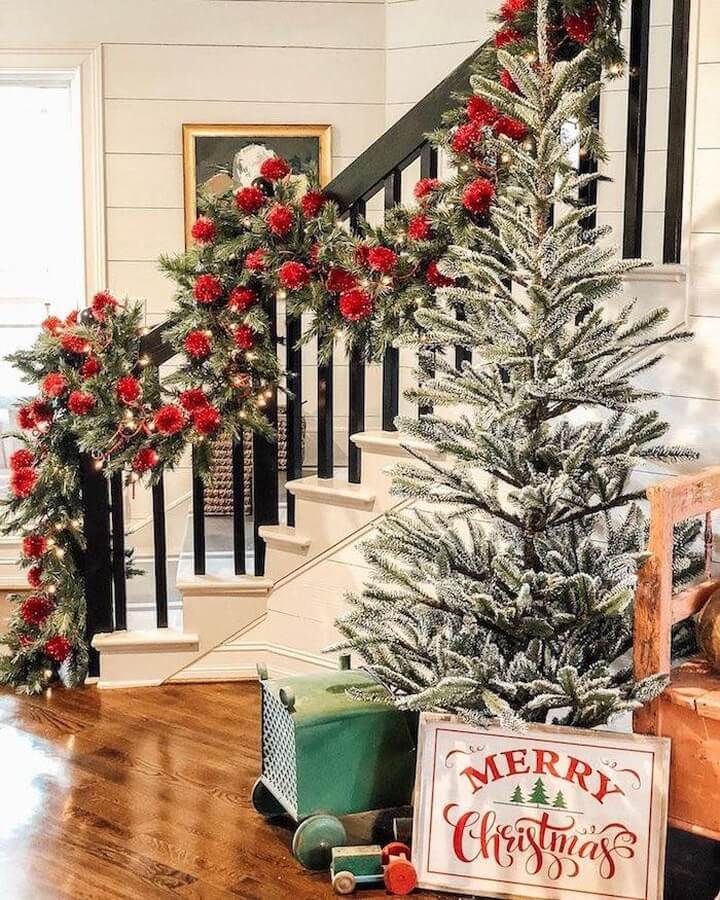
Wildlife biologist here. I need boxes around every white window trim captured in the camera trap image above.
[0,46,106,299]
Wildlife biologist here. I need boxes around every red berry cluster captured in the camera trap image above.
[68,390,96,415]
[20,595,54,627]
[116,375,142,405]
[260,156,291,181]
[184,330,212,359]
[191,216,217,244]
[236,186,267,214]
[154,404,186,436]
[339,289,373,322]
[194,274,223,305]
[41,372,68,399]
[266,203,294,237]
[279,261,310,291]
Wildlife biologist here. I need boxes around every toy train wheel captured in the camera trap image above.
[251,778,286,818]
[292,814,347,872]
[332,871,357,895]
[384,858,417,895]
[382,841,411,865]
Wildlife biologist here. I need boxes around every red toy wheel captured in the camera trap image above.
[384,858,417,895]
[382,841,411,864]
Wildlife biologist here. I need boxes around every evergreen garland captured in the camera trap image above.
[0,300,160,691]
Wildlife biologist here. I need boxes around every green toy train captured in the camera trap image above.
[252,658,417,872]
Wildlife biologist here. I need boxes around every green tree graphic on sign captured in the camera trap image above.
[529,778,550,806]
[510,785,525,804]
[552,790,567,809]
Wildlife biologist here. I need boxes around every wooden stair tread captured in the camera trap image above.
[666,657,720,718]
[92,628,199,652]
[350,429,444,460]
[258,524,311,551]
[285,475,375,509]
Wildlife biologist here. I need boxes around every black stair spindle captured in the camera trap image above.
[418,144,438,417]
[253,296,280,575]
[382,170,402,432]
[110,471,127,632]
[151,472,168,628]
[317,336,334,479]
[455,306,471,370]
[348,346,365,484]
[419,143,438,181]
[382,346,400,431]
[232,436,246,575]
[191,445,206,576]
[80,454,114,676]
[285,312,303,526]
[579,65,601,230]
[623,0,651,259]
[253,420,279,575]
[347,198,367,484]
[663,0,692,264]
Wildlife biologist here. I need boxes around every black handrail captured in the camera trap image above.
[327,46,487,212]
[92,9,693,617]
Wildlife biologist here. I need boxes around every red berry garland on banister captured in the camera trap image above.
[0,297,152,691]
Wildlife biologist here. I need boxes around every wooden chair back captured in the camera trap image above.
[633,466,720,735]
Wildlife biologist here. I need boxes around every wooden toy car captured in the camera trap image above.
[330,842,417,895]
[252,659,416,871]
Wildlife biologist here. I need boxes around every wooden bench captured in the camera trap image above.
[634,467,720,841]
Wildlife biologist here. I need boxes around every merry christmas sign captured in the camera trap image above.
[412,714,670,900]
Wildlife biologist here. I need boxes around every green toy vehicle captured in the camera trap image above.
[330,842,417,895]
[252,659,416,871]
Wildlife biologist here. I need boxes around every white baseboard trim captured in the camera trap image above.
[97,677,165,690]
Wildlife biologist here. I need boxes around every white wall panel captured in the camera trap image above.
[385,0,495,49]
[107,208,185,261]
[104,99,385,157]
[385,43,477,106]
[104,45,384,104]
[0,0,384,48]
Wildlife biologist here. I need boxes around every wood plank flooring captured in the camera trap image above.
[0,681,718,899]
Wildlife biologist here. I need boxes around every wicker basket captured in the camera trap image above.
[204,415,297,517]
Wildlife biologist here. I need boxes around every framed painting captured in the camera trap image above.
[182,123,332,245]
[412,713,671,900]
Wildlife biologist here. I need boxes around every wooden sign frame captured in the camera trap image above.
[412,713,670,900]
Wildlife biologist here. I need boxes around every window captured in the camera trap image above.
[0,71,84,468]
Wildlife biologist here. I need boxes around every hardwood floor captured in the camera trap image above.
[0,681,718,899]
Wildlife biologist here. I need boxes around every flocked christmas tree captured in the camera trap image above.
[334,0,700,728]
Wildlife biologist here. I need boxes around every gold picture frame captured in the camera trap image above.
[182,123,332,245]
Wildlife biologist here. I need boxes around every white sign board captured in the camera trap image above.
[412,714,670,900]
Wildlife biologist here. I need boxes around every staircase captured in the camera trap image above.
[87,2,695,688]
[93,431,441,687]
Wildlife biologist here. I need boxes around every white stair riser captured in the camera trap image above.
[262,542,311,582]
[183,594,267,652]
[292,497,376,555]
[97,646,197,689]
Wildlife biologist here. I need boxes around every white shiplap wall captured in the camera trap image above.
[0,0,386,325]
[385,0,497,128]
